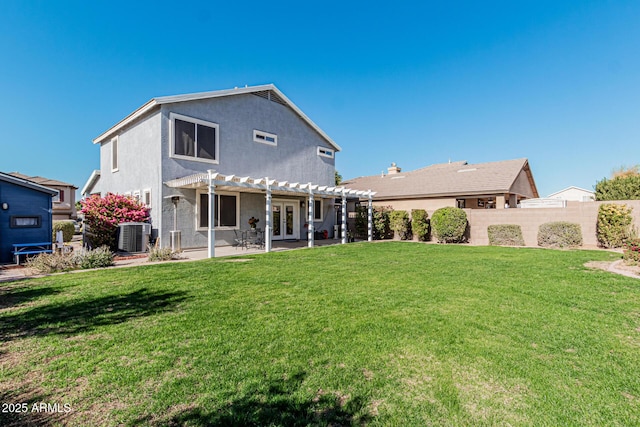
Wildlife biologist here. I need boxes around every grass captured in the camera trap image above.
[0,242,638,426]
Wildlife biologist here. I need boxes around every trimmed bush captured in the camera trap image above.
[596,203,634,248]
[373,206,392,240]
[52,220,75,242]
[537,222,583,248]
[488,224,525,246]
[431,207,467,243]
[411,209,429,241]
[389,210,411,240]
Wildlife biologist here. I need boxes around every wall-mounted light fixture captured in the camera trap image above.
[300,200,305,208]
[1,202,8,210]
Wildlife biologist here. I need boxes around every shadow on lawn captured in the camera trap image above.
[0,389,70,427]
[0,288,189,341]
[134,372,373,426]
[0,284,60,310]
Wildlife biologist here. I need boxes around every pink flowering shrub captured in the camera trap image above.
[81,193,150,250]
[623,238,640,265]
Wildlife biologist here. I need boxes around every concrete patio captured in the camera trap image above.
[0,238,348,282]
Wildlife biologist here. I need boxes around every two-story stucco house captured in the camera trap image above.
[83,84,373,255]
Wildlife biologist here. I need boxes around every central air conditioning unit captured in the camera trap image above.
[117,222,151,252]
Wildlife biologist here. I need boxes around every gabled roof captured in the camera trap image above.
[81,170,101,196]
[343,158,538,199]
[0,171,58,196]
[7,172,77,189]
[93,84,341,151]
[547,186,594,198]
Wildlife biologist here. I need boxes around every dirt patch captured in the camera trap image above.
[220,258,254,263]
[585,261,640,278]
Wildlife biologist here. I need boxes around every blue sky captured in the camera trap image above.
[1,1,638,197]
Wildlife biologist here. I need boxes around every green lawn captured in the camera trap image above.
[1,242,638,426]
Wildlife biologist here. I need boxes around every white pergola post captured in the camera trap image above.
[207,169,216,258]
[308,184,314,248]
[368,191,373,242]
[265,178,272,253]
[341,190,347,244]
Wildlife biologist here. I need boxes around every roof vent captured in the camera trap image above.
[387,162,401,174]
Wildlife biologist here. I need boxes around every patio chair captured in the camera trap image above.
[233,229,246,250]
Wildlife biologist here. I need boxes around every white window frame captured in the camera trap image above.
[196,190,240,231]
[111,136,119,172]
[314,199,323,221]
[170,112,219,164]
[253,130,277,146]
[143,189,152,208]
[133,190,141,202]
[317,146,334,159]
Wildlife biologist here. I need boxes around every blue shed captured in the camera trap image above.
[0,172,57,264]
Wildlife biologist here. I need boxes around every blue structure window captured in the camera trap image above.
[10,216,41,228]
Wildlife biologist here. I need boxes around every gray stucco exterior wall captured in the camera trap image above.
[92,90,337,250]
[97,111,163,238]
[157,93,336,249]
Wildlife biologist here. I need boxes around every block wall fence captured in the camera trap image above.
[464,200,640,247]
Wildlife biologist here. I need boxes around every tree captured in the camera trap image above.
[595,175,640,201]
[81,193,150,250]
[335,171,343,186]
[612,165,640,179]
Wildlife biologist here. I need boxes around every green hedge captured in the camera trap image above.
[52,220,75,243]
[373,206,392,240]
[488,224,525,246]
[596,203,634,248]
[431,207,467,243]
[537,222,583,248]
[389,210,411,240]
[411,209,429,241]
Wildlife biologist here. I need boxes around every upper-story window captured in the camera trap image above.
[253,130,277,146]
[111,136,119,172]
[170,113,219,163]
[317,146,334,159]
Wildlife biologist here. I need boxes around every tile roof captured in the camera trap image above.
[8,172,77,189]
[342,158,535,199]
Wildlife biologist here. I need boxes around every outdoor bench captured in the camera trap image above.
[12,242,53,265]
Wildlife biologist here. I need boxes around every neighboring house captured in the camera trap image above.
[547,186,595,202]
[0,172,57,264]
[342,158,539,214]
[8,172,78,220]
[83,84,370,254]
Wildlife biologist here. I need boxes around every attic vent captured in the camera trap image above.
[457,168,477,173]
[253,90,270,100]
[252,90,288,107]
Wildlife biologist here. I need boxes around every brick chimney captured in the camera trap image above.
[387,162,401,174]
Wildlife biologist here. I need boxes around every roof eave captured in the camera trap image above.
[93,99,159,144]
[92,84,341,152]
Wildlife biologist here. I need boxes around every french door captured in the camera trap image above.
[271,201,298,240]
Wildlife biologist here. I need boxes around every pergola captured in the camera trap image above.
[165,170,375,257]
